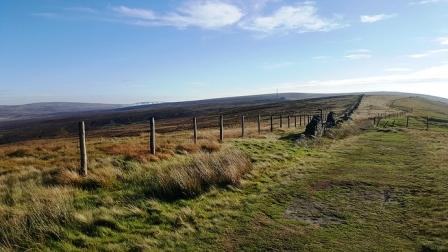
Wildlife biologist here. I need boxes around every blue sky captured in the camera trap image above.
[1,0,448,105]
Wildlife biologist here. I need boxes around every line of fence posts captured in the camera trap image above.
[77,111,327,176]
[371,111,433,130]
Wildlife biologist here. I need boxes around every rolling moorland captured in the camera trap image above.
[0,94,447,251]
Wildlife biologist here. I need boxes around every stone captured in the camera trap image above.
[305,115,323,137]
[326,112,337,128]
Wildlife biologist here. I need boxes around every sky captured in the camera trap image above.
[1,0,448,105]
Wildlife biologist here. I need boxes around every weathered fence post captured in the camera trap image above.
[299,115,302,126]
[219,115,224,142]
[294,115,297,128]
[270,115,273,132]
[193,117,198,144]
[319,109,323,127]
[78,121,87,176]
[149,117,156,155]
[280,115,283,128]
[241,115,245,138]
[287,115,291,128]
[406,116,409,128]
[257,114,261,134]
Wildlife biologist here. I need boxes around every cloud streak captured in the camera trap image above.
[112,1,243,29]
[360,14,395,23]
[345,49,372,60]
[239,2,344,33]
[408,49,448,58]
[270,64,448,98]
[35,1,344,34]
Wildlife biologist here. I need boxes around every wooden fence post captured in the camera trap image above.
[193,117,198,144]
[149,117,156,155]
[219,115,224,142]
[78,121,87,176]
[299,115,302,126]
[406,116,409,128]
[294,115,297,128]
[270,115,274,132]
[257,114,261,134]
[280,115,283,128]
[287,115,291,128]
[319,109,323,127]
[241,115,245,137]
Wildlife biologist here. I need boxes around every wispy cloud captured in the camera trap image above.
[408,49,448,58]
[32,12,60,18]
[385,67,412,73]
[111,1,243,29]
[269,64,448,98]
[313,56,330,60]
[33,1,346,34]
[360,14,396,23]
[112,6,156,20]
[437,36,448,45]
[410,0,448,5]
[261,61,294,70]
[163,1,244,29]
[345,49,372,60]
[239,2,344,33]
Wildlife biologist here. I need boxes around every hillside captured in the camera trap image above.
[0,95,447,250]
[0,102,125,122]
[0,95,358,144]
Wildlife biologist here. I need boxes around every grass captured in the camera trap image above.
[0,95,447,250]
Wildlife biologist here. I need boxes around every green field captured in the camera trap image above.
[0,96,447,251]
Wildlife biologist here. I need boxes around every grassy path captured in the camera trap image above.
[227,129,448,251]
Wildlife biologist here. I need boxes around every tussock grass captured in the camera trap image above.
[136,149,251,200]
[0,186,75,250]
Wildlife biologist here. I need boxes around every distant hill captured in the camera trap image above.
[0,93,334,123]
[0,102,125,122]
[1,92,446,124]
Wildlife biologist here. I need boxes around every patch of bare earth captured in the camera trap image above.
[284,197,345,226]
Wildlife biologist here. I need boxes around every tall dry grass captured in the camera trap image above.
[132,149,252,200]
[0,183,75,250]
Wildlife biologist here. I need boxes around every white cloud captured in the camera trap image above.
[437,36,448,45]
[410,0,447,5]
[360,14,395,23]
[261,61,294,70]
[345,49,372,60]
[313,56,330,60]
[112,6,156,20]
[111,1,243,29]
[240,2,343,33]
[163,1,244,29]
[385,68,412,73]
[408,49,448,58]
[270,64,448,98]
